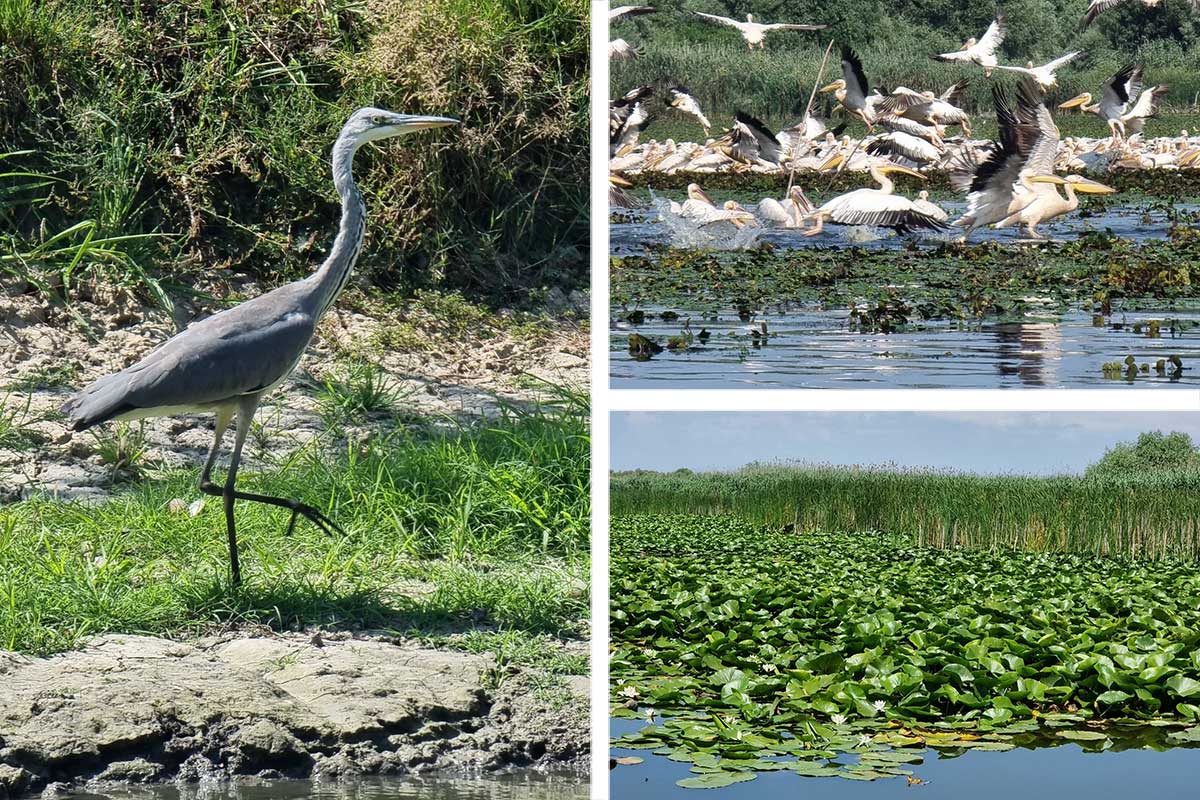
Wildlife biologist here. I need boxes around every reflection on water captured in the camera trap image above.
[610,718,1200,798]
[611,200,1190,255]
[64,773,588,800]
[611,309,1200,389]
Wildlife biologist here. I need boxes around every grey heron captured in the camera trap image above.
[62,107,458,587]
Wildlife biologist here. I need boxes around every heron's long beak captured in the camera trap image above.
[1058,94,1090,110]
[881,165,926,180]
[396,115,460,132]
[819,80,842,93]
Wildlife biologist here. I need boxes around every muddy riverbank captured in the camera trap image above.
[0,632,588,798]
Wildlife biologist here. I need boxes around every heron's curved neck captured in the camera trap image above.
[312,137,367,318]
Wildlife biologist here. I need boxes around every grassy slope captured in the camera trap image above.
[0,395,589,659]
[611,462,1200,559]
[1,0,588,306]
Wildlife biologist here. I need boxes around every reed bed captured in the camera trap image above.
[610,464,1200,560]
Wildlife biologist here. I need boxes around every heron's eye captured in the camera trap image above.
[372,115,385,126]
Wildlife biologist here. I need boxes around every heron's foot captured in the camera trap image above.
[198,482,346,537]
[283,501,346,538]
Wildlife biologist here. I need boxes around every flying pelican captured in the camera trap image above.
[692,11,827,50]
[666,86,711,133]
[1081,0,1161,27]
[993,51,1085,90]
[995,174,1116,238]
[609,39,642,60]
[609,5,656,21]
[611,86,654,154]
[801,155,948,236]
[609,5,655,60]
[821,48,887,128]
[951,81,1062,241]
[719,111,783,165]
[1058,63,1149,141]
[933,14,1006,76]
[1122,83,1170,136]
[885,82,972,136]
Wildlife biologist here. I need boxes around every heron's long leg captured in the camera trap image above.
[199,394,345,546]
[198,405,235,489]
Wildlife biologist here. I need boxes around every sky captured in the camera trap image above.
[610,412,1200,475]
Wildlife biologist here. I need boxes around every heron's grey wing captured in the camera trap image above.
[64,284,317,428]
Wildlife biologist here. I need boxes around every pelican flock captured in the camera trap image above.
[610,3,1198,243]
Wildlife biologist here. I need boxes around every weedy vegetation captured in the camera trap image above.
[612,433,1200,559]
[611,512,1200,788]
[0,390,589,656]
[1,0,588,308]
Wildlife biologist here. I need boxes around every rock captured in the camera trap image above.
[0,764,31,798]
[0,632,584,786]
[95,758,161,783]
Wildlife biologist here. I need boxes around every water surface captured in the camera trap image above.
[611,718,1200,798]
[58,773,587,800]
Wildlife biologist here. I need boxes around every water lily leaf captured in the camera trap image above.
[613,756,644,766]
[1097,690,1132,704]
[1167,676,1200,698]
[676,772,757,789]
[1057,730,1109,741]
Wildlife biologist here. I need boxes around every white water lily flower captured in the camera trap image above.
[645,707,657,719]
[618,686,639,699]
[762,663,778,674]
[857,733,873,747]
[873,700,887,712]
[831,713,848,725]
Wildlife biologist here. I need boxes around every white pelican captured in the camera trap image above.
[719,111,783,165]
[1122,84,1170,137]
[933,14,1006,76]
[672,184,757,227]
[666,86,711,134]
[801,156,948,236]
[993,51,1084,90]
[691,12,827,50]
[1081,0,1160,27]
[609,39,642,60]
[609,174,639,210]
[913,190,949,222]
[609,5,656,21]
[821,48,887,128]
[755,186,816,228]
[867,131,943,164]
[995,174,1116,238]
[609,5,655,59]
[884,82,972,136]
[1059,63,1146,141]
[951,80,1061,241]
[610,86,654,154]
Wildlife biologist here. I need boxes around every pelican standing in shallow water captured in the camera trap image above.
[933,14,1006,76]
[692,11,827,50]
[801,155,948,236]
[995,174,1116,238]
